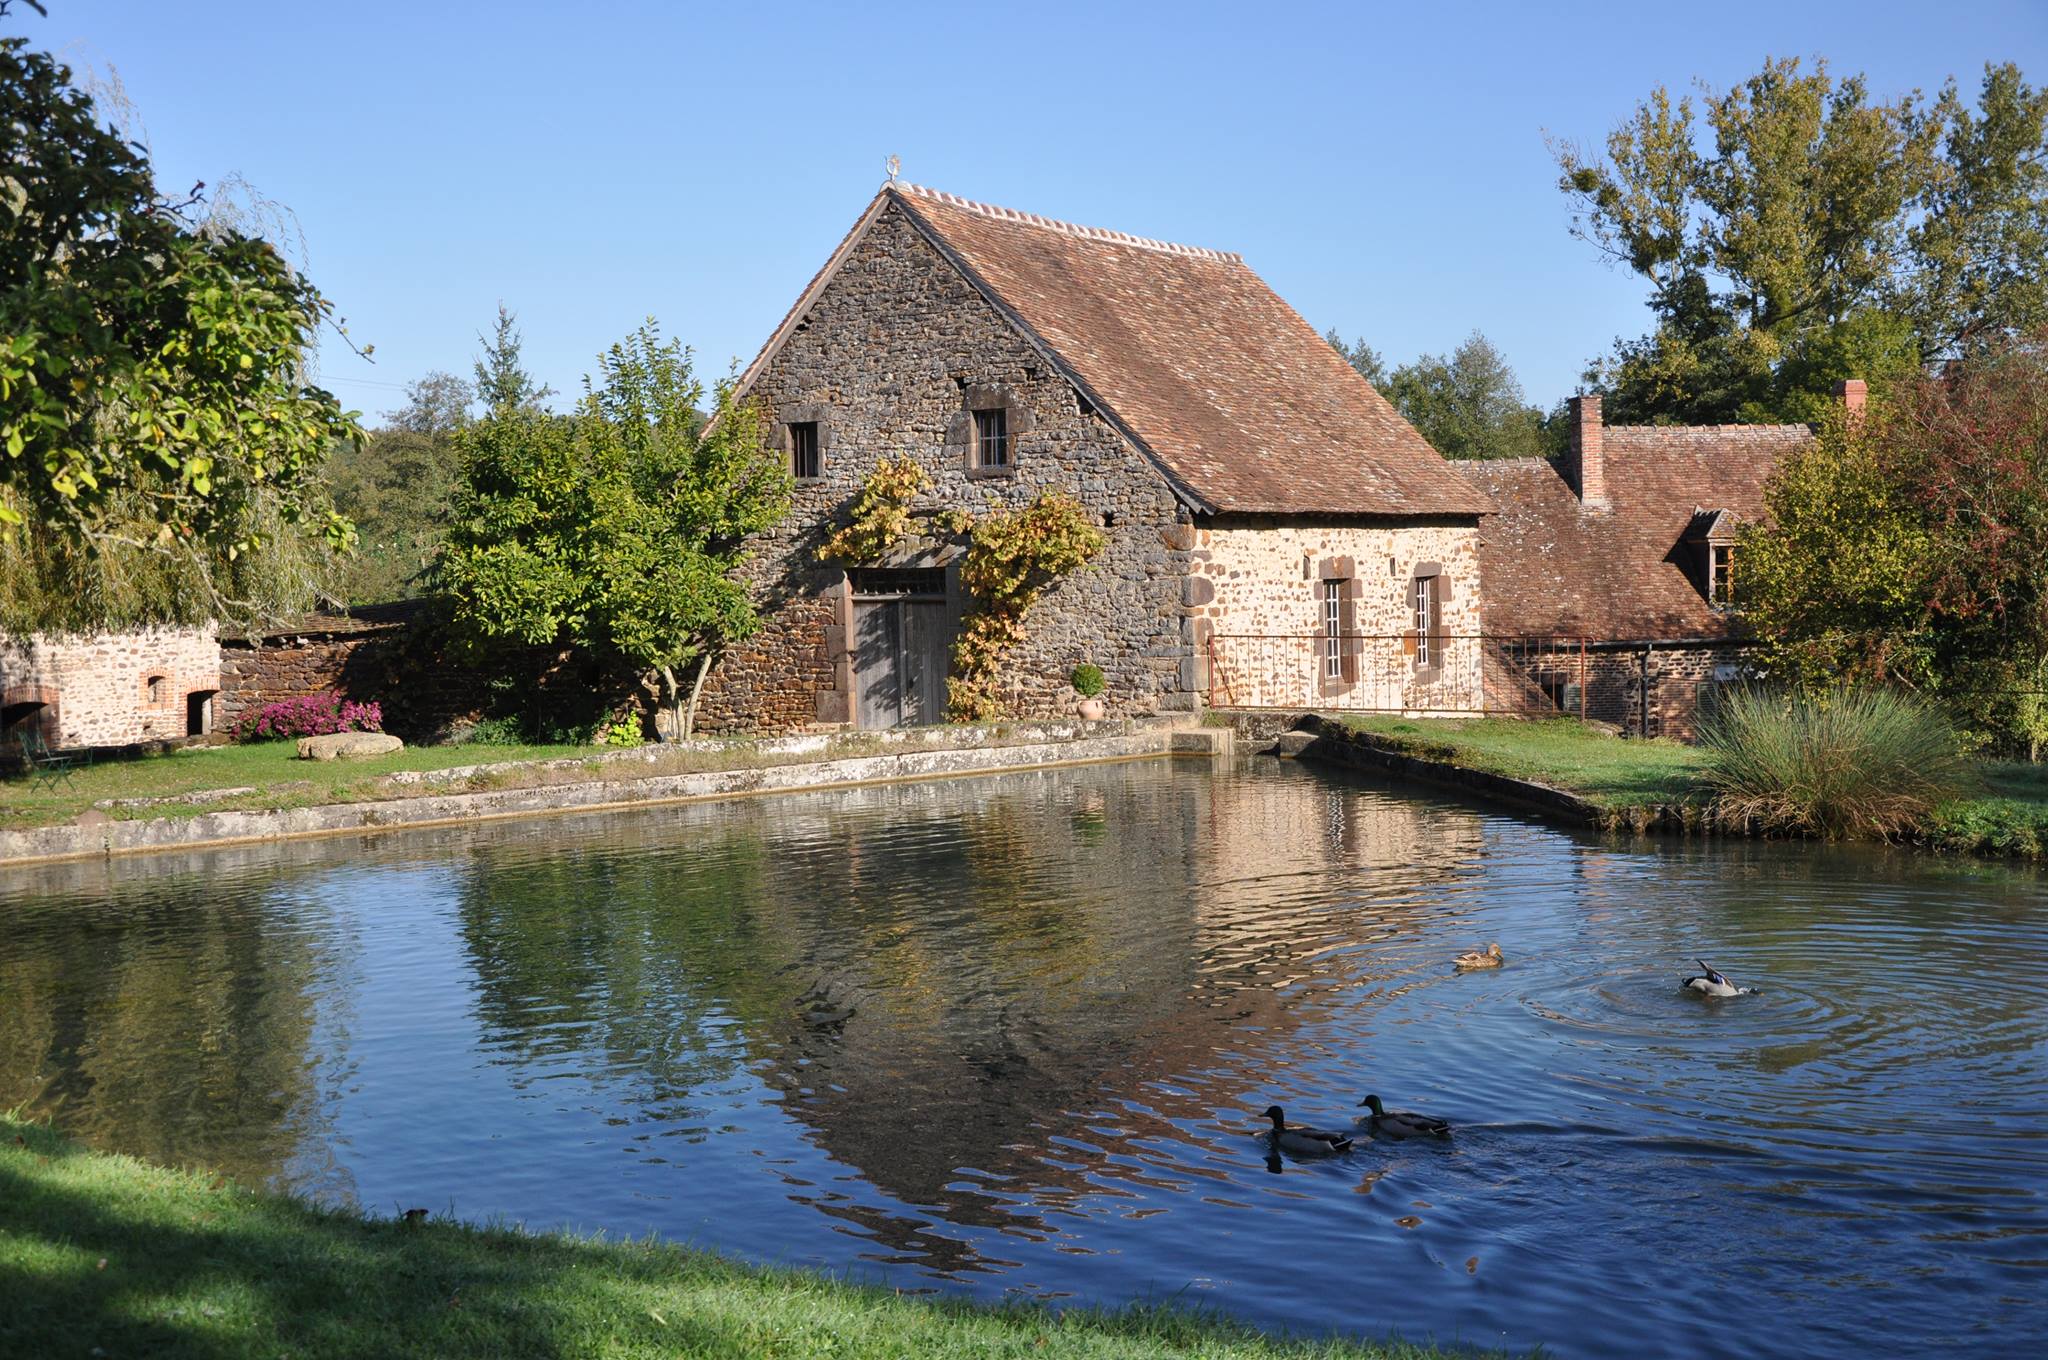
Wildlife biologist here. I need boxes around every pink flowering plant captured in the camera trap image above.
[234,692,384,742]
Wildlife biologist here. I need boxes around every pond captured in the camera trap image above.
[2,757,2042,1358]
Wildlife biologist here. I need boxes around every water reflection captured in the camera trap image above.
[0,759,2041,1358]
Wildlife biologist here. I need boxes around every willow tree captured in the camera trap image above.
[0,11,359,631]
[440,323,789,739]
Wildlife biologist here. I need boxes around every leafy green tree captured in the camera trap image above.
[323,372,472,603]
[441,322,790,739]
[0,13,359,628]
[1325,328,1560,459]
[1557,58,2048,423]
[1742,333,2048,755]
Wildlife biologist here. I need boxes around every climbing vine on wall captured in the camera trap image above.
[815,455,930,563]
[948,492,1105,721]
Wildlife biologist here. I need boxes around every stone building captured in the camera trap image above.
[0,624,221,750]
[700,183,1488,731]
[1462,387,1854,739]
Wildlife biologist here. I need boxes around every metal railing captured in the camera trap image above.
[1205,633,1596,717]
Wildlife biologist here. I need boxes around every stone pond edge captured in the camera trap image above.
[1,718,1234,869]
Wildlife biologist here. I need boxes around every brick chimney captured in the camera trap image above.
[1833,378,1867,419]
[1566,394,1609,509]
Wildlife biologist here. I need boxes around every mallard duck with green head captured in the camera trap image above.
[1260,1105,1353,1157]
[1358,1094,1451,1139]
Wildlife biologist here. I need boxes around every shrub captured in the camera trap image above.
[1695,685,1971,838]
[234,692,383,743]
[453,714,528,747]
[1070,663,1105,698]
[598,719,644,748]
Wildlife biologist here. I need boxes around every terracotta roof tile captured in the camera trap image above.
[738,186,1486,518]
[1462,424,1811,640]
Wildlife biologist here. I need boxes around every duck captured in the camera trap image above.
[1682,959,1759,998]
[1260,1105,1353,1157]
[1453,942,1505,971]
[1358,1094,1451,1139]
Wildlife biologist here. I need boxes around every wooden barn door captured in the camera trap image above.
[850,568,952,729]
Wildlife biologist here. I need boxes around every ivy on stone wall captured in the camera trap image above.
[815,455,930,563]
[948,492,1105,722]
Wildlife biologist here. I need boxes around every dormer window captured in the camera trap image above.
[973,408,1009,469]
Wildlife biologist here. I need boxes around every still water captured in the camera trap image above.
[2,758,2043,1357]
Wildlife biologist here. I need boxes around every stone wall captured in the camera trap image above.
[1483,639,1757,740]
[0,625,220,748]
[1189,517,1484,713]
[699,201,1193,731]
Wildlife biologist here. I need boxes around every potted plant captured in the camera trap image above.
[1071,663,1106,720]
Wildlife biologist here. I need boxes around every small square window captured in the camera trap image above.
[973,408,1009,468]
[789,422,821,480]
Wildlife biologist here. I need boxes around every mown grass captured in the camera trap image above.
[0,740,593,832]
[1337,716,1706,808]
[0,1115,1473,1360]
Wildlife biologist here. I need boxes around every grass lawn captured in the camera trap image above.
[0,739,593,833]
[1926,761,2048,859]
[1336,716,1708,808]
[0,1116,1471,1360]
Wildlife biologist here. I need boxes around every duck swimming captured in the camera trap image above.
[1683,959,1759,998]
[1357,1094,1451,1139]
[1260,1105,1353,1157]
[1453,942,1505,971]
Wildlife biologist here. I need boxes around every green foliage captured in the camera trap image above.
[599,718,645,748]
[0,27,359,628]
[471,304,553,413]
[1742,335,2048,755]
[323,371,473,603]
[949,492,1105,721]
[816,454,930,563]
[1325,329,1561,460]
[1695,686,1972,838]
[1557,58,2048,422]
[440,321,790,737]
[1070,662,1105,697]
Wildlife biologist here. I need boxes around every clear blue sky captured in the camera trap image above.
[28,1,2046,420]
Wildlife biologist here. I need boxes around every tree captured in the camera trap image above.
[440,321,790,739]
[1557,58,2048,423]
[1741,333,2048,756]
[472,304,553,414]
[1326,328,1561,459]
[0,14,359,629]
[1323,328,1389,388]
[322,371,472,603]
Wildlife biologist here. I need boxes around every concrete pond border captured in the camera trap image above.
[1,717,1234,869]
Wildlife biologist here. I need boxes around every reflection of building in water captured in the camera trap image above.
[1193,759,1487,889]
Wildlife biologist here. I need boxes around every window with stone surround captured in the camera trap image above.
[144,674,168,705]
[1316,560,1360,696]
[973,408,1009,469]
[790,421,821,481]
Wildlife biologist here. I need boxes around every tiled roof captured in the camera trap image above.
[739,185,1487,518]
[1462,424,1812,640]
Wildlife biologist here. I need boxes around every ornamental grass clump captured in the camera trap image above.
[234,692,383,742]
[1695,685,1970,839]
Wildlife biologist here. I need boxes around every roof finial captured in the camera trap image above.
[884,153,901,188]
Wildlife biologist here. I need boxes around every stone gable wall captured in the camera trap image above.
[1188,518,1484,713]
[0,625,220,748]
[698,202,1195,731]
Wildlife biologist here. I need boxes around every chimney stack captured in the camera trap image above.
[1567,394,1608,509]
[1833,378,1867,419]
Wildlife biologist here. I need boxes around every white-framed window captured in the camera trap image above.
[1323,579,1343,679]
[1413,575,1437,668]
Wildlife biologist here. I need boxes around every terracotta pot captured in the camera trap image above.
[1076,698,1105,721]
